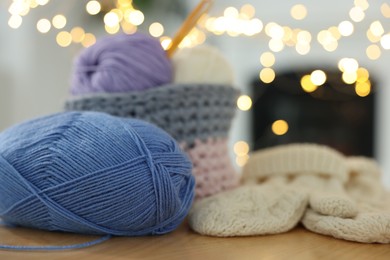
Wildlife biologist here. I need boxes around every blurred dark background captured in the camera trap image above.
[251,68,375,156]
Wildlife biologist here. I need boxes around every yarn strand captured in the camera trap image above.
[0,233,111,251]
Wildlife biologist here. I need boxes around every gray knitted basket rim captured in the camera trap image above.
[65,84,240,145]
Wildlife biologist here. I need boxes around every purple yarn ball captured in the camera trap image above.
[71,33,172,95]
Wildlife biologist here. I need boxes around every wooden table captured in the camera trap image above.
[0,223,389,259]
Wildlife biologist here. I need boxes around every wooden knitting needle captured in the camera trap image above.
[166,0,214,57]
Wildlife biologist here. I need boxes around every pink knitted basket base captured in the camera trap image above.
[181,138,240,199]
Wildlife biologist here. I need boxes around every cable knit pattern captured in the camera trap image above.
[243,143,357,218]
[189,185,308,237]
[181,138,240,199]
[243,143,349,183]
[302,156,390,243]
[346,156,385,205]
[303,209,390,243]
[65,84,239,146]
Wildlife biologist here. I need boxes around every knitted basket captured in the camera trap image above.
[65,84,240,198]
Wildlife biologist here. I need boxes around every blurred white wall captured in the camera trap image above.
[1,0,389,186]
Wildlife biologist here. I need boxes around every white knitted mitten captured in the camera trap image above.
[188,182,308,237]
[302,209,390,243]
[346,157,388,207]
[243,143,358,218]
[302,156,390,243]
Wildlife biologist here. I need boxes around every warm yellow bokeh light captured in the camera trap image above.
[117,0,131,7]
[105,24,120,34]
[212,17,226,34]
[283,26,293,43]
[297,30,311,44]
[160,36,172,50]
[260,68,276,83]
[381,34,390,50]
[291,28,302,44]
[8,2,21,16]
[205,17,215,31]
[236,155,250,167]
[260,52,275,67]
[86,0,101,15]
[290,4,307,20]
[56,31,72,47]
[381,3,390,18]
[104,12,119,27]
[272,120,289,136]
[82,33,96,48]
[128,10,144,26]
[29,0,38,8]
[354,0,369,10]
[338,21,354,36]
[370,21,384,37]
[311,70,327,86]
[328,26,341,40]
[342,72,358,84]
[349,6,365,22]
[178,36,194,49]
[245,18,263,36]
[188,28,206,45]
[356,67,370,82]
[237,95,253,111]
[52,14,66,29]
[224,7,239,18]
[121,22,137,35]
[338,58,359,73]
[269,39,284,52]
[317,30,336,46]
[11,1,30,16]
[266,22,284,39]
[317,30,329,44]
[36,0,49,6]
[111,9,123,22]
[240,4,255,19]
[301,75,318,93]
[8,15,22,29]
[149,22,164,38]
[295,43,310,55]
[366,29,381,43]
[36,18,51,33]
[338,58,348,71]
[355,81,371,97]
[71,27,85,43]
[234,141,250,156]
[366,44,381,60]
[10,3,22,15]
[323,40,338,52]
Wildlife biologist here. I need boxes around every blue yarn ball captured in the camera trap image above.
[0,112,194,236]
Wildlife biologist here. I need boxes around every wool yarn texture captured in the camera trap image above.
[172,45,234,85]
[65,84,241,198]
[243,143,357,218]
[302,156,390,243]
[188,184,308,237]
[71,33,172,95]
[0,111,195,237]
[66,84,238,145]
[183,138,240,198]
[189,143,358,237]
[345,156,387,205]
